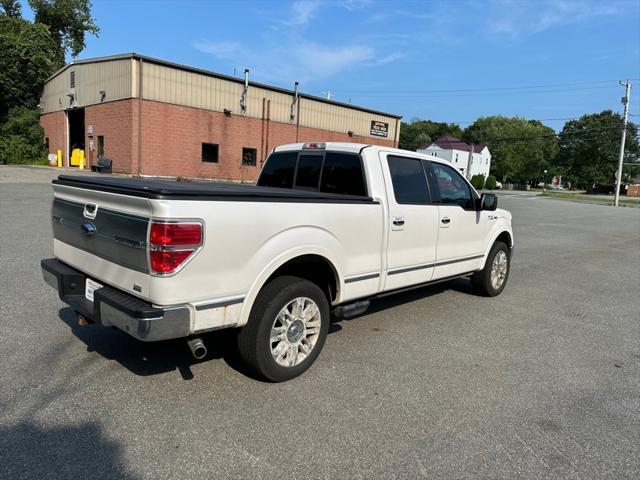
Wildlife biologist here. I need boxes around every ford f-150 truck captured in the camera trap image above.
[41,142,513,381]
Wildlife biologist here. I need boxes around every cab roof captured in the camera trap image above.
[273,142,442,162]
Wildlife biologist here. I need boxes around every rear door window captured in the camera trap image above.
[257,152,297,188]
[320,152,366,196]
[387,155,430,204]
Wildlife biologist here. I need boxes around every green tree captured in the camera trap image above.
[0,106,47,163]
[555,110,639,190]
[399,118,463,151]
[0,1,98,163]
[485,175,497,190]
[463,116,558,184]
[0,13,57,121]
[29,0,99,67]
[1,0,22,17]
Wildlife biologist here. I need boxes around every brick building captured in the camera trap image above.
[39,53,401,181]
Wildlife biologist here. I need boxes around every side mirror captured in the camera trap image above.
[479,193,498,211]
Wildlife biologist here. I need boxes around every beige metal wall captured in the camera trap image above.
[41,57,399,141]
[141,61,397,140]
[299,97,398,141]
[40,58,133,114]
[142,62,293,124]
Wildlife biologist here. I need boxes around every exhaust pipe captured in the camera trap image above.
[187,337,207,360]
[77,313,90,326]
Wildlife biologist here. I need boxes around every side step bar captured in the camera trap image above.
[333,300,370,319]
[332,271,478,320]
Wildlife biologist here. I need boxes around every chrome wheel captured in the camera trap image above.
[270,297,321,367]
[490,250,508,290]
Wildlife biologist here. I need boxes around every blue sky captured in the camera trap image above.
[33,0,640,129]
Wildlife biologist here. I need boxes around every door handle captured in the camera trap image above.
[393,218,405,226]
[441,217,451,224]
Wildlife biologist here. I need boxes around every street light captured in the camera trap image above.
[543,169,548,192]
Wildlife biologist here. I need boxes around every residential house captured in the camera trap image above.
[417,135,491,179]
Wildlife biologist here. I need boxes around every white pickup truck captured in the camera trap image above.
[42,142,513,381]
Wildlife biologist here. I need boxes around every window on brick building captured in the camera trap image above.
[45,138,49,151]
[242,147,257,166]
[202,143,219,163]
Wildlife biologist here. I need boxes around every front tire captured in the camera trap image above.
[237,275,330,382]
[471,241,510,297]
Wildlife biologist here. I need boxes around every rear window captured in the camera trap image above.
[295,154,322,190]
[257,151,297,188]
[258,150,367,196]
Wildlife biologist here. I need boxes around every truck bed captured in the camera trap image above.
[54,175,375,203]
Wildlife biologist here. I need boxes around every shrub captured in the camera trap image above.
[0,107,46,164]
[485,175,497,190]
[470,174,486,190]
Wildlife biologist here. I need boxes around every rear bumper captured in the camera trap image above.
[41,258,191,342]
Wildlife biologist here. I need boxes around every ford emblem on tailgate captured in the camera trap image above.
[81,222,97,238]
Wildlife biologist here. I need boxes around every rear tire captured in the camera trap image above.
[471,241,510,297]
[237,275,330,382]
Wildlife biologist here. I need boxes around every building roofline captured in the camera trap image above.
[45,52,403,119]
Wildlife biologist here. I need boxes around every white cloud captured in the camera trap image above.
[278,0,373,28]
[192,1,408,86]
[372,52,406,66]
[293,43,375,78]
[282,0,324,26]
[489,0,626,37]
[192,41,243,58]
[341,0,373,11]
[194,39,384,84]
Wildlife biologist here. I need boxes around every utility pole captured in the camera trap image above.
[614,80,632,206]
[322,90,333,100]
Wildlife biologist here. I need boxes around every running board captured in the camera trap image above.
[371,271,476,300]
[333,300,370,319]
[333,271,476,319]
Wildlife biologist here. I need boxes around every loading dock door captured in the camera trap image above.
[68,108,85,166]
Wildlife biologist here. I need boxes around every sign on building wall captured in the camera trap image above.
[370,120,389,138]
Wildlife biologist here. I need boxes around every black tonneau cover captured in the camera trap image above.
[54,175,376,203]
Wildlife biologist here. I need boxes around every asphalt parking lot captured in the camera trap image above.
[1,165,639,479]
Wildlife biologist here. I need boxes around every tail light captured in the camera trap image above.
[148,221,203,274]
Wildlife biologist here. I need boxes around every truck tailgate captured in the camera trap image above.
[52,182,153,301]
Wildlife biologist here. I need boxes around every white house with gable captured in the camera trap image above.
[417,136,491,179]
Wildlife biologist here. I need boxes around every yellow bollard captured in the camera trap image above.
[57,149,62,167]
[79,150,85,170]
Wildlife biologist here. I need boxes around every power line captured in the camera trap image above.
[330,78,640,97]
[344,85,623,99]
[408,115,640,128]
[414,116,582,125]
[480,125,624,145]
